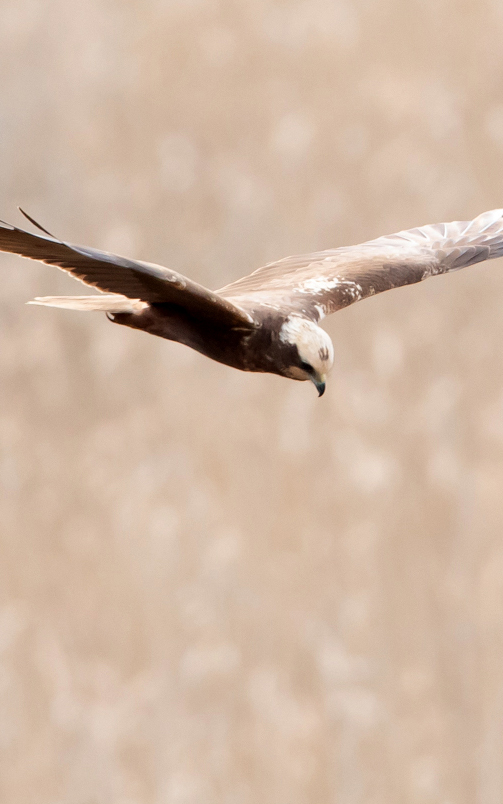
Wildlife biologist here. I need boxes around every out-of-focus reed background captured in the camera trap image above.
[2,1,503,802]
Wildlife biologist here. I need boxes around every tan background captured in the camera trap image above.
[2,1,503,802]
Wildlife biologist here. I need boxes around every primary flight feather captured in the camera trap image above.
[2,207,503,396]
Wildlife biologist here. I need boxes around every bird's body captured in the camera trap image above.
[2,207,503,395]
[112,302,278,373]
[111,303,330,382]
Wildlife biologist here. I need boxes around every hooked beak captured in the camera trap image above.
[312,373,326,397]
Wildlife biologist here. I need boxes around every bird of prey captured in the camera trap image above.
[1,207,503,396]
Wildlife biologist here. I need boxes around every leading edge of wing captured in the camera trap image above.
[0,216,255,328]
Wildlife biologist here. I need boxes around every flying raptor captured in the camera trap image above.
[1,207,503,396]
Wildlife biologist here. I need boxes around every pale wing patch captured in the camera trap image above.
[296,276,341,293]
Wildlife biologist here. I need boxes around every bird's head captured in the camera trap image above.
[279,316,334,396]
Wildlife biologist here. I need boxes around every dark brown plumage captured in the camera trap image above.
[2,207,503,395]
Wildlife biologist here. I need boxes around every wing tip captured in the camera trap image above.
[18,207,57,239]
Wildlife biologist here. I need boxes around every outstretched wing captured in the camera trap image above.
[218,209,503,321]
[0,215,254,327]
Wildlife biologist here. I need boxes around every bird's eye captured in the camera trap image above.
[300,360,313,373]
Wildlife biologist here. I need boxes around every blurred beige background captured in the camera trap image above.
[2,1,503,802]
